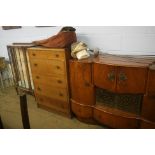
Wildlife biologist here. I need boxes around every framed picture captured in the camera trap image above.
[2,26,22,30]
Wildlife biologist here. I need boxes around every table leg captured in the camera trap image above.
[0,116,3,129]
[20,95,30,129]
[0,72,4,89]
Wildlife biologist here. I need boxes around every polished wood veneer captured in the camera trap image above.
[70,54,155,128]
[28,47,71,117]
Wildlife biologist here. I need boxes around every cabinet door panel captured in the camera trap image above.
[116,67,147,93]
[147,70,155,96]
[93,63,116,92]
[70,61,95,105]
[141,95,155,122]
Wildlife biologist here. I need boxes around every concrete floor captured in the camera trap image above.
[0,87,105,129]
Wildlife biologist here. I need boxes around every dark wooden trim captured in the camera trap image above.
[0,116,3,129]
[20,95,30,129]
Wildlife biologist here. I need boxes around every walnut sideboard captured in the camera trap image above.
[70,54,155,128]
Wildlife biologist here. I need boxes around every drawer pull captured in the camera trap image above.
[36,76,40,79]
[32,53,36,56]
[107,71,115,81]
[34,63,38,67]
[37,87,41,91]
[55,54,59,58]
[59,93,63,97]
[119,72,127,82]
[56,66,60,69]
[57,80,62,84]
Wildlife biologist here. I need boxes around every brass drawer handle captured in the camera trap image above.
[37,87,41,91]
[57,80,62,84]
[32,53,36,56]
[34,63,38,67]
[119,72,127,81]
[59,93,63,97]
[36,76,40,79]
[56,66,60,69]
[107,71,115,81]
[55,54,59,58]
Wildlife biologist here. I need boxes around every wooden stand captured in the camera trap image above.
[20,95,30,129]
[0,116,3,129]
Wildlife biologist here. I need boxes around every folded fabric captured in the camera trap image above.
[71,41,88,58]
[76,49,90,60]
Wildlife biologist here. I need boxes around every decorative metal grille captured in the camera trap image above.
[96,88,143,115]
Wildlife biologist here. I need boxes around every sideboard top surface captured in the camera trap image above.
[70,54,155,68]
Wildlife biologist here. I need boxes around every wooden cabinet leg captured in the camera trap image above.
[20,95,30,129]
[0,116,3,129]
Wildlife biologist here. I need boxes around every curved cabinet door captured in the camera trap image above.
[116,66,147,94]
[70,61,95,105]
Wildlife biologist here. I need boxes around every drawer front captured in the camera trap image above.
[116,67,147,93]
[93,63,116,92]
[32,74,67,89]
[36,94,69,113]
[30,59,66,76]
[34,83,68,102]
[94,108,139,129]
[28,49,65,60]
[71,101,93,118]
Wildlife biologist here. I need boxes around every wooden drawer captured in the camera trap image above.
[28,49,65,60]
[36,94,69,113]
[30,59,65,76]
[34,82,68,102]
[32,74,67,89]
[71,100,93,119]
[94,107,139,129]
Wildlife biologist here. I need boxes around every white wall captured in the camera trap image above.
[0,26,155,58]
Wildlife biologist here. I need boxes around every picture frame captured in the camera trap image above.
[2,26,22,30]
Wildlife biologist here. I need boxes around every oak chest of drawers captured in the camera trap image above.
[28,47,71,117]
